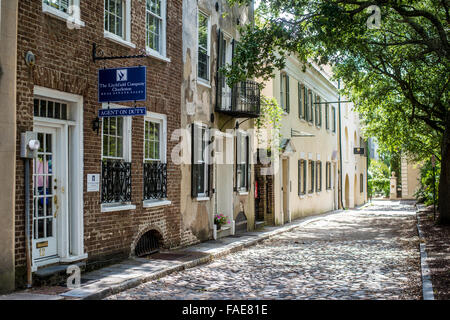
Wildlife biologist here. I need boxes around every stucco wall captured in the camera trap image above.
[0,0,18,293]
[180,0,255,242]
[261,56,340,224]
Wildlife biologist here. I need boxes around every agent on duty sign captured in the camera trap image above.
[98,66,146,103]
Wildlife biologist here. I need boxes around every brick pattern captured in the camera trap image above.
[14,0,194,274]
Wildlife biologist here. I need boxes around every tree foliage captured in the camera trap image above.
[368,159,391,198]
[227,0,450,223]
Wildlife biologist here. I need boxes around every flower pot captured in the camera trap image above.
[216,224,221,230]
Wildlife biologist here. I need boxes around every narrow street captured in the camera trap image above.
[107,200,422,300]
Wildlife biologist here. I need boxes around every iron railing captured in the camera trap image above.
[101,160,132,203]
[216,77,261,118]
[143,162,168,200]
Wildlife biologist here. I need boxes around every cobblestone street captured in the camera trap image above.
[107,201,422,300]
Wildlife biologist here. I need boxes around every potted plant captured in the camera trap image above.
[214,213,229,230]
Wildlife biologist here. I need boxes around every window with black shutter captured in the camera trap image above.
[309,160,315,193]
[298,82,304,119]
[236,131,250,192]
[191,123,209,198]
[298,159,306,196]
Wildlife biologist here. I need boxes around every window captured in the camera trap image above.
[360,173,364,193]
[42,0,85,27]
[325,102,330,130]
[104,0,124,38]
[308,90,314,123]
[104,0,133,47]
[332,106,336,133]
[309,160,315,193]
[298,159,306,195]
[44,0,70,13]
[34,98,68,120]
[304,85,309,121]
[315,95,322,127]
[198,11,210,82]
[146,0,166,56]
[316,161,322,192]
[298,83,304,119]
[237,131,250,192]
[102,117,124,159]
[101,110,132,204]
[191,123,209,198]
[143,114,167,201]
[280,73,290,113]
[326,162,332,190]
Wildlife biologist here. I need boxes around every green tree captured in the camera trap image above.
[227,0,450,224]
[368,159,391,198]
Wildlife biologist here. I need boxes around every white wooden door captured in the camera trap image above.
[32,127,60,261]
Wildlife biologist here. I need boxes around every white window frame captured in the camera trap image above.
[143,112,170,207]
[197,9,211,85]
[42,0,85,28]
[145,0,168,62]
[192,122,209,199]
[143,112,167,164]
[104,0,135,49]
[100,103,134,212]
[236,130,249,193]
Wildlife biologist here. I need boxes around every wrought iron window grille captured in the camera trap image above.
[143,162,168,200]
[101,159,132,203]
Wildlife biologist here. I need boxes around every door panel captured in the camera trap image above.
[32,127,58,261]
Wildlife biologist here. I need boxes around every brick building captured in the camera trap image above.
[13,0,186,287]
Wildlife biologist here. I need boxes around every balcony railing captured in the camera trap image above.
[101,160,132,203]
[216,77,261,118]
[143,162,168,200]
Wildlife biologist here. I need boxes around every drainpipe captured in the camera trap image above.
[24,158,32,288]
[338,80,344,209]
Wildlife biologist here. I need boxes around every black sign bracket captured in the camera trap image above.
[92,43,148,62]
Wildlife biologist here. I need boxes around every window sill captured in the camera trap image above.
[143,200,172,208]
[104,31,136,49]
[101,203,136,213]
[196,196,210,202]
[197,79,211,89]
[145,49,171,63]
[299,194,306,199]
[238,191,249,196]
[42,5,85,28]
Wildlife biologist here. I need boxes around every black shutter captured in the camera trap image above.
[285,75,290,113]
[304,85,308,119]
[246,135,250,191]
[298,160,301,196]
[216,29,224,112]
[319,97,322,127]
[303,161,307,194]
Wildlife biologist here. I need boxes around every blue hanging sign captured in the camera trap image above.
[98,66,146,103]
[98,107,147,118]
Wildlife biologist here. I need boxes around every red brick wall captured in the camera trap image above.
[15,0,188,272]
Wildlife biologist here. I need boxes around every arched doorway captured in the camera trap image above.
[344,174,350,209]
[354,174,358,208]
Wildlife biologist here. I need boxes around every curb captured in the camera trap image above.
[80,208,344,300]
[415,211,435,300]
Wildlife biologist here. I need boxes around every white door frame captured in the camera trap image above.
[32,86,86,270]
